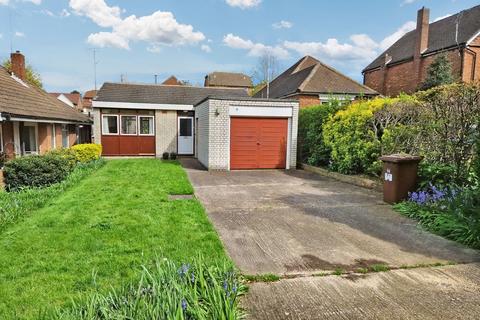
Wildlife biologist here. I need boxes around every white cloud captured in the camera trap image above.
[401,0,418,6]
[223,33,289,59]
[1,0,42,5]
[201,44,212,53]
[41,9,55,16]
[69,0,205,50]
[273,20,293,29]
[434,14,452,22]
[379,21,415,50]
[14,31,25,37]
[226,0,261,9]
[0,0,9,5]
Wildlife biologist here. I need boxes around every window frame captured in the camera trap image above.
[138,116,155,136]
[0,123,3,153]
[61,124,69,148]
[101,114,119,135]
[21,122,39,155]
[120,115,138,136]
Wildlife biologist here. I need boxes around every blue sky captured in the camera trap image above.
[0,0,478,92]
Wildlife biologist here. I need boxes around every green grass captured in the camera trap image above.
[243,273,281,283]
[0,159,229,319]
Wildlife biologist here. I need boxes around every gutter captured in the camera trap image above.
[5,113,91,125]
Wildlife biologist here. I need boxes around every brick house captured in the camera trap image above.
[49,92,83,110]
[363,5,480,96]
[0,51,92,159]
[204,72,253,92]
[92,82,298,170]
[254,56,378,108]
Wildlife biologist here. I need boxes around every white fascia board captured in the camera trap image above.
[229,106,293,117]
[9,117,85,124]
[466,30,480,45]
[93,101,194,111]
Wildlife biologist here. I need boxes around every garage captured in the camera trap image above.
[195,97,299,171]
[230,117,288,169]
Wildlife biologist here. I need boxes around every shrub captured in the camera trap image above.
[162,152,169,160]
[70,143,102,163]
[323,97,404,175]
[47,258,246,320]
[3,153,74,191]
[170,152,177,160]
[0,159,105,230]
[46,148,77,168]
[298,100,343,166]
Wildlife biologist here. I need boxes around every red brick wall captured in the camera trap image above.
[463,36,480,82]
[68,125,77,147]
[294,94,321,108]
[364,48,464,96]
[55,124,63,148]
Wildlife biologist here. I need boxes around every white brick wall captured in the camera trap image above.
[155,110,177,156]
[195,98,299,171]
[92,108,101,145]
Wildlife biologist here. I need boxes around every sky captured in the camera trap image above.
[0,0,478,93]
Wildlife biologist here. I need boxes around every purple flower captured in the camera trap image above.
[223,280,228,292]
[181,299,187,311]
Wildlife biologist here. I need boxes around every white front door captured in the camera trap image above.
[178,117,194,155]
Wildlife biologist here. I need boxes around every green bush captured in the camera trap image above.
[46,258,246,320]
[298,100,343,166]
[0,159,105,230]
[46,148,77,167]
[3,153,74,191]
[0,152,6,168]
[70,143,102,163]
[323,98,398,175]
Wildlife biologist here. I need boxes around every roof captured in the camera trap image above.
[364,4,480,72]
[83,90,97,99]
[95,82,250,105]
[194,96,299,107]
[49,92,82,106]
[0,67,91,123]
[205,72,252,88]
[254,56,377,98]
[162,76,183,86]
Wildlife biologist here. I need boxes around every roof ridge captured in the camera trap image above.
[104,82,247,91]
[298,64,320,92]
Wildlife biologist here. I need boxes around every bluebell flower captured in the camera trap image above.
[223,280,228,292]
[181,299,187,311]
[190,272,195,283]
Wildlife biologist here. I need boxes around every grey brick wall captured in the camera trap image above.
[195,101,209,168]
[155,110,177,156]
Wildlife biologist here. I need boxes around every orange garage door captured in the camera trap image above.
[230,117,288,170]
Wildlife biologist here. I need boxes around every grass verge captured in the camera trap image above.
[0,159,230,319]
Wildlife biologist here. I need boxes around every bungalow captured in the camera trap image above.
[92,82,299,170]
[0,51,92,158]
[254,56,378,107]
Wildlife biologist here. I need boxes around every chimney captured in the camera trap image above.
[414,7,430,86]
[10,51,26,81]
[415,7,430,57]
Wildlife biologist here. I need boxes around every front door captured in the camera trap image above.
[178,117,194,155]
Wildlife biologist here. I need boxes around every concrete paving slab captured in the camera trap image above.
[244,263,480,320]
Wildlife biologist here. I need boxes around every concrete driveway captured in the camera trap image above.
[181,159,480,319]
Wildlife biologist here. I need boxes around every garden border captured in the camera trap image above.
[300,163,383,192]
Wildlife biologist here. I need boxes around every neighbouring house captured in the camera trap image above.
[0,51,92,158]
[162,75,184,86]
[49,92,83,110]
[204,72,253,92]
[254,56,378,108]
[92,82,298,170]
[363,5,480,96]
[82,89,97,115]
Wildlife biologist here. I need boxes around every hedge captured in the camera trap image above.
[70,143,102,163]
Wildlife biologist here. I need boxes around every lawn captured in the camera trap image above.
[0,159,230,319]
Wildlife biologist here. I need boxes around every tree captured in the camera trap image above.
[421,54,454,91]
[2,59,43,89]
[252,52,280,98]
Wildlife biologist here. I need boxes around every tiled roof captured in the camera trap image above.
[49,92,82,106]
[0,67,91,123]
[254,56,377,98]
[364,4,480,72]
[205,72,252,88]
[83,90,97,99]
[95,82,250,105]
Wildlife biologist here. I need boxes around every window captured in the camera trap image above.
[121,116,137,135]
[62,124,69,148]
[139,116,154,135]
[20,123,38,154]
[179,118,193,137]
[102,115,118,135]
